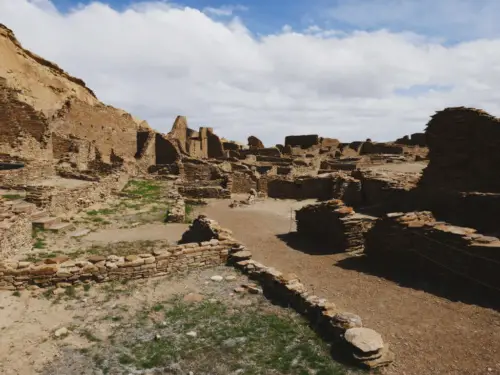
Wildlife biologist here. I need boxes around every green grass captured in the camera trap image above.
[184,204,194,224]
[2,194,23,200]
[123,180,162,201]
[85,297,358,375]
[87,209,117,216]
[12,291,21,297]
[33,238,46,249]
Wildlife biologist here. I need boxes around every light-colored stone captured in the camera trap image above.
[210,275,223,282]
[186,331,197,337]
[54,327,68,337]
[344,327,384,353]
[225,275,237,281]
[183,293,204,303]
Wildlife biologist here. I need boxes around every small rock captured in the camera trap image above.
[69,229,90,238]
[209,298,218,303]
[54,327,68,337]
[125,255,138,262]
[161,321,167,326]
[155,334,161,341]
[183,293,204,303]
[344,327,384,353]
[52,288,66,295]
[87,255,106,263]
[233,287,246,294]
[210,275,223,282]
[225,275,237,281]
[45,256,70,265]
[186,331,197,338]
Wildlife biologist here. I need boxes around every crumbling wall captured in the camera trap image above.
[155,134,180,165]
[419,107,500,192]
[296,200,376,253]
[231,171,258,193]
[207,129,224,158]
[359,142,403,155]
[0,161,55,188]
[267,176,334,200]
[285,135,319,149]
[135,131,156,171]
[248,136,264,149]
[365,211,500,290]
[0,212,31,260]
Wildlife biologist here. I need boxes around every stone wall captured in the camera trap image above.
[25,172,129,215]
[267,176,334,200]
[359,142,404,155]
[0,216,240,290]
[178,186,231,199]
[419,107,500,192]
[0,211,31,261]
[296,200,376,253]
[285,135,319,149]
[365,211,500,290]
[229,249,394,369]
[0,161,56,188]
[165,191,185,223]
[231,171,258,194]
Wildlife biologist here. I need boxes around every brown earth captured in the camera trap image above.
[198,197,500,375]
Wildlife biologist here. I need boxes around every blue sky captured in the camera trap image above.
[2,0,500,144]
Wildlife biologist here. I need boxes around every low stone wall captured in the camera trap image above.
[0,213,31,260]
[0,162,55,188]
[165,191,185,223]
[25,172,129,215]
[178,185,231,199]
[267,175,334,200]
[296,200,376,253]
[228,249,394,369]
[365,211,500,290]
[0,216,240,290]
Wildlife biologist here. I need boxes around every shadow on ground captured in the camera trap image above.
[336,255,500,311]
[276,232,345,255]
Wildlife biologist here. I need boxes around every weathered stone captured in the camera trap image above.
[332,312,363,330]
[125,255,138,262]
[54,327,68,337]
[210,275,223,282]
[87,256,106,263]
[344,327,384,353]
[231,251,252,260]
[45,256,70,265]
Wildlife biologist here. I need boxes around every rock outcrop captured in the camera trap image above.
[248,136,264,149]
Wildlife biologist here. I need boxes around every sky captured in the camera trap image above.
[1,0,500,145]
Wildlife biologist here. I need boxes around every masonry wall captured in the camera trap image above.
[0,162,56,188]
[296,200,376,253]
[365,211,500,290]
[231,171,258,194]
[0,214,31,261]
[25,172,129,215]
[267,176,334,200]
[0,216,240,290]
[419,107,500,192]
[285,135,319,148]
[155,134,180,165]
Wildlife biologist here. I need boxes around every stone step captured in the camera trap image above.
[32,216,60,230]
[46,222,74,233]
[30,210,49,220]
[12,202,37,214]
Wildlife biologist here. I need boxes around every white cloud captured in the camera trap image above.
[203,4,248,17]
[1,0,500,145]
[326,0,500,40]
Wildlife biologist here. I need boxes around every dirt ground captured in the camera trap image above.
[0,266,357,375]
[198,197,500,375]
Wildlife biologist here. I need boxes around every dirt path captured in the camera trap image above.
[199,198,500,375]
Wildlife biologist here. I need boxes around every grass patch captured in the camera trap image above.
[123,180,162,201]
[66,240,163,260]
[12,291,21,297]
[184,204,194,224]
[33,238,46,249]
[87,208,117,216]
[80,329,102,342]
[2,194,23,200]
[82,297,359,375]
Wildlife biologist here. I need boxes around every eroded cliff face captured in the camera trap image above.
[0,24,143,165]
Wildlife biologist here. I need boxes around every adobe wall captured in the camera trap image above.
[419,107,500,192]
[178,186,231,199]
[135,131,156,172]
[207,130,224,158]
[296,200,376,253]
[155,134,180,165]
[365,211,500,291]
[359,142,404,155]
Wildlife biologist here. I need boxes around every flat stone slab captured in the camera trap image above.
[345,327,384,353]
[69,229,91,238]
